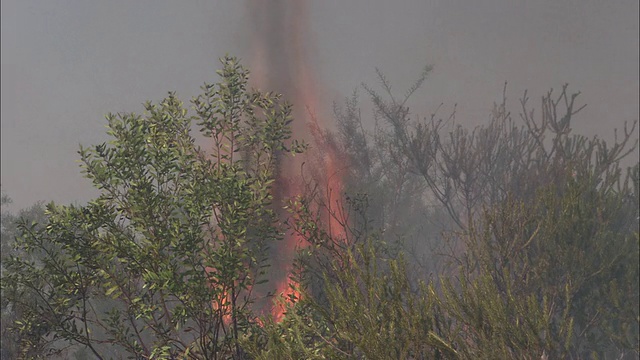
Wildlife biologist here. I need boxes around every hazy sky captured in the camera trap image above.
[2,0,638,210]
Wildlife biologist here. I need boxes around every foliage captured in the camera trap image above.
[2,56,638,360]
[331,89,445,281]
[1,195,48,359]
[254,74,640,359]
[362,75,640,358]
[1,56,303,359]
[247,160,638,360]
[368,81,637,230]
[244,237,450,360]
[240,299,341,360]
[437,167,639,358]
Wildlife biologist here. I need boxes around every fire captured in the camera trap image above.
[271,266,301,323]
[246,0,348,321]
[205,266,233,325]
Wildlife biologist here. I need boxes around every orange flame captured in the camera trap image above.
[204,266,233,325]
[246,0,348,321]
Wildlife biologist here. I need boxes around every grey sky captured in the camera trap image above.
[2,0,638,210]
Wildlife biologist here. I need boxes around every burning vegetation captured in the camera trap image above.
[246,0,348,321]
[1,1,638,359]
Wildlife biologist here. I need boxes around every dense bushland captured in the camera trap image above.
[1,57,637,359]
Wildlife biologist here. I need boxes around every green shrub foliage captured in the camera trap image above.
[1,56,303,359]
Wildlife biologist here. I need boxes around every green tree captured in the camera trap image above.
[1,56,303,359]
[1,194,48,359]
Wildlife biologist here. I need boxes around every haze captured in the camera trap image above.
[2,0,638,210]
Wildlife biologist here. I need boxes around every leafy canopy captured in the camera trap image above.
[1,56,303,359]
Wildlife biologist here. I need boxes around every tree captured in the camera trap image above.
[3,55,638,359]
[1,56,304,359]
[253,74,639,359]
[434,167,639,358]
[331,85,446,279]
[365,75,639,358]
[242,237,447,360]
[247,173,639,359]
[1,194,48,359]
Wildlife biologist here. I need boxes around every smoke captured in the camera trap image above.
[245,0,318,132]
